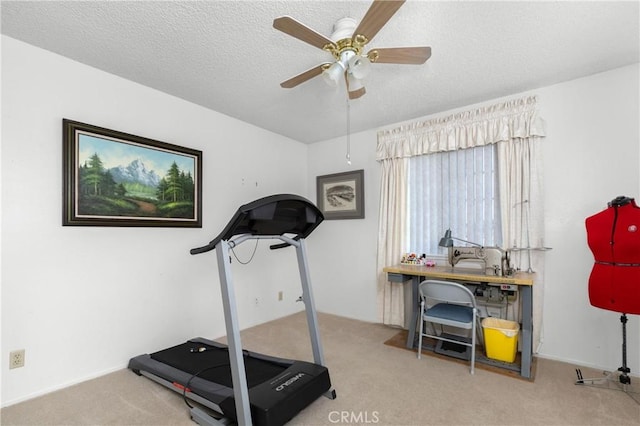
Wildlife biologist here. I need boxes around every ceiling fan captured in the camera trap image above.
[273,0,431,100]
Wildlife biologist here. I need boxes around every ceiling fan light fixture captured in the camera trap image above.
[322,49,355,87]
[347,55,372,79]
[347,72,364,91]
[322,61,346,87]
[347,73,366,100]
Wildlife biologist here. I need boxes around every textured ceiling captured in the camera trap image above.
[2,1,639,144]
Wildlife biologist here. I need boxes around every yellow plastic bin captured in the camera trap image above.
[482,317,519,363]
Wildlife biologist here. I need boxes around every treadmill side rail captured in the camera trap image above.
[216,240,252,425]
[295,238,326,367]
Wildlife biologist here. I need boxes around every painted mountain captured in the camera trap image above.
[108,159,161,199]
[109,159,161,188]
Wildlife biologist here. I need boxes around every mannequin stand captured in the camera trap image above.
[575,314,639,404]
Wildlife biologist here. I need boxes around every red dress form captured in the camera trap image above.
[585,197,640,314]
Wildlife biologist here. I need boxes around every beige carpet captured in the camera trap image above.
[2,312,639,425]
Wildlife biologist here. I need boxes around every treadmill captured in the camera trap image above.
[129,194,336,426]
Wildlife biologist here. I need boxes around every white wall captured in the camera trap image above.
[309,63,640,374]
[307,130,381,322]
[1,36,311,406]
[539,64,639,371]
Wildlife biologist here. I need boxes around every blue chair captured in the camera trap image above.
[417,279,479,374]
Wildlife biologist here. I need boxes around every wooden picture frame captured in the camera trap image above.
[63,119,202,227]
[316,169,364,220]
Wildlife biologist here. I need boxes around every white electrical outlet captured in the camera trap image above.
[10,349,25,369]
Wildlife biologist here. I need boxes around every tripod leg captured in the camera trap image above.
[574,313,639,404]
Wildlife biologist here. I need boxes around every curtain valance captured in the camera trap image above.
[376,95,546,160]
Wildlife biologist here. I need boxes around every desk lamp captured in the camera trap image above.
[438,229,482,248]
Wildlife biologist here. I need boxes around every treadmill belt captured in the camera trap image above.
[150,341,287,388]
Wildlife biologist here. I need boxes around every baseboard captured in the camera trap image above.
[1,363,126,408]
[534,352,640,380]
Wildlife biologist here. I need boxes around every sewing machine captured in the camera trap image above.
[447,245,513,276]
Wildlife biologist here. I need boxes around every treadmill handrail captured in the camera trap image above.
[191,234,300,255]
[190,241,217,255]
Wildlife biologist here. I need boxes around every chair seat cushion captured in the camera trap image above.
[424,303,473,324]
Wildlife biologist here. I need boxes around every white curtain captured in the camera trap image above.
[497,137,546,351]
[376,96,547,350]
[376,157,408,327]
[377,96,545,158]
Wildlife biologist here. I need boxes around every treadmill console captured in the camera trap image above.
[191,194,323,254]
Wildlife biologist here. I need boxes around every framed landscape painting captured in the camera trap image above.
[63,119,202,227]
[316,169,364,220]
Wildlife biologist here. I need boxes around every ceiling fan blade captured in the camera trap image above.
[280,63,330,88]
[368,46,431,64]
[273,16,336,50]
[348,87,366,100]
[353,0,405,44]
[345,74,367,99]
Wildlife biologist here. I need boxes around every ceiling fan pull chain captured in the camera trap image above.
[346,97,351,165]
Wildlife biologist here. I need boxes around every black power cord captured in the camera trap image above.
[181,362,230,409]
[230,239,259,264]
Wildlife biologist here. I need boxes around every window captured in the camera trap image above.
[407,144,502,256]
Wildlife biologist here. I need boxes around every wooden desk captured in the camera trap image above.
[383,264,535,379]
